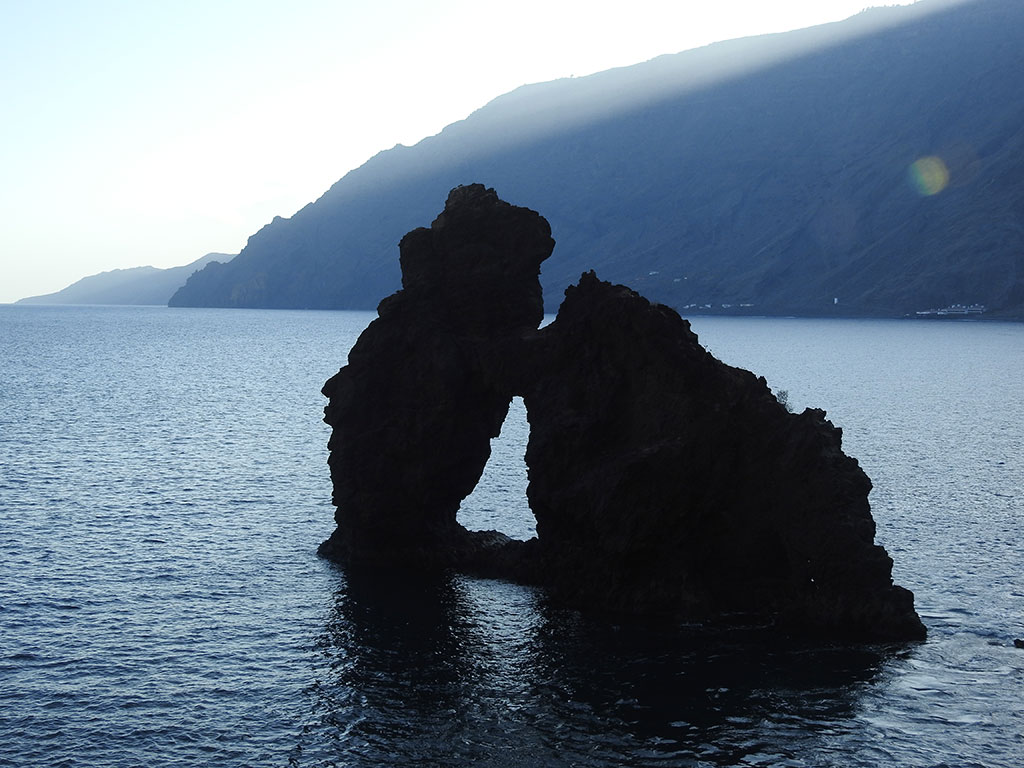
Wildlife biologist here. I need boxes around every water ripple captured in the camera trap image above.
[2,307,1023,767]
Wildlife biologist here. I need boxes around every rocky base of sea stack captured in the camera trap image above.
[319,184,926,642]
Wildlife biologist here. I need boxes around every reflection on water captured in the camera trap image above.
[296,569,895,767]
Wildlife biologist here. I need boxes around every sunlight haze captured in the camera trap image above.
[1,0,928,303]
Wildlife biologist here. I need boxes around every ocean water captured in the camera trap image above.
[0,304,1021,767]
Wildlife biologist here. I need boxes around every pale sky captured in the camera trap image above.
[0,0,923,303]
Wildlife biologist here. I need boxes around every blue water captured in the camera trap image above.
[1,305,1021,767]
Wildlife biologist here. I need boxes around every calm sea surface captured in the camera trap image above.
[1,305,1021,767]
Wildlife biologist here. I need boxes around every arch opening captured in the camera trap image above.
[457,396,535,541]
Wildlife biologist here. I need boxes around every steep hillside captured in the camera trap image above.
[170,0,1024,319]
[19,253,233,305]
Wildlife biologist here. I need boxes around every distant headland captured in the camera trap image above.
[16,253,234,306]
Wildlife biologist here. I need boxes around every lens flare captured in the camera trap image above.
[908,156,950,196]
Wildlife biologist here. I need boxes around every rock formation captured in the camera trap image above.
[320,184,925,641]
[319,185,553,571]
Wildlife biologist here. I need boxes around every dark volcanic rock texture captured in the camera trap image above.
[319,185,554,569]
[522,272,922,640]
[320,185,925,641]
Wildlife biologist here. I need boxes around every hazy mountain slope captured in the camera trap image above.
[171,0,1024,318]
[19,252,233,305]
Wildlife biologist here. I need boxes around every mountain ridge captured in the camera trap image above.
[170,0,1024,319]
[17,252,233,306]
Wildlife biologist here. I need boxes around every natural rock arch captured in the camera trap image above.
[319,185,925,641]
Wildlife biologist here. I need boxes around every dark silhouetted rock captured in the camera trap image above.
[319,185,554,570]
[320,185,925,641]
[522,271,923,640]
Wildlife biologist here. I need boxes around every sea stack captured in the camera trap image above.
[319,184,554,571]
[320,184,925,642]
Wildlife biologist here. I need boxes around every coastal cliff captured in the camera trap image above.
[172,1,1024,320]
